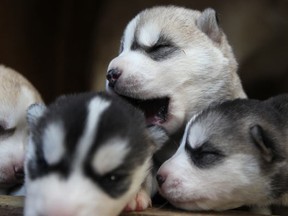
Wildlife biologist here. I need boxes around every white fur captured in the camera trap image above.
[0,65,42,194]
[122,15,139,52]
[107,5,247,212]
[75,97,111,168]
[107,6,246,135]
[158,151,268,211]
[92,138,130,175]
[158,118,271,211]
[43,122,65,165]
[25,152,152,216]
[138,23,160,47]
[25,174,128,216]
[187,123,207,149]
[24,93,155,215]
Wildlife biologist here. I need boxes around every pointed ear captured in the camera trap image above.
[27,103,46,130]
[196,8,222,43]
[147,125,169,152]
[250,125,274,162]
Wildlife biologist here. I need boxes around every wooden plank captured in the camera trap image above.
[0,195,272,216]
[0,196,24,216]
[120,207,268,216]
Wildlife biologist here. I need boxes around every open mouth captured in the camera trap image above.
[121,95,170,125]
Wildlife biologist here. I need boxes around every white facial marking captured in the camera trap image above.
[187,123,207,149]
[43,122,65,165]
[123,16,139,52]
[92,138,130,175]
[138,23,160,47]
[176,115,200,154]
[75,97,111,167]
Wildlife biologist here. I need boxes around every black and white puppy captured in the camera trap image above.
[157,94,288,214]
[24,92,167,216]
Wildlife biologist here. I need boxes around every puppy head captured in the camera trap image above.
[24,92,156,216]
[107,6,244,135]
[157,99,285,211]
[0,65,42,192]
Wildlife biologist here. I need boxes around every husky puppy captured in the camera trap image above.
[0,65,42,195]
[157,94,288,214]
[24,92,167,216]
[106,5,246,165]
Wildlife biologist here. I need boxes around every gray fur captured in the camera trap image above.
[157,94,288,213]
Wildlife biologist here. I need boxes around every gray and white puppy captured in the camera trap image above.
[106,5,246,166]
[157,94,288,214]
[24,92,167,216]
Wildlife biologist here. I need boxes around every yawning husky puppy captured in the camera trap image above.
[106,5,246,165]
[0,65,42,195]
[157,94,288,215]
[24,92,167,216]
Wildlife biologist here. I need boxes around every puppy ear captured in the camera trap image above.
[196,8,222,43]
[250,125,274,162]
[147,125,169,152]
[27,103,46,129]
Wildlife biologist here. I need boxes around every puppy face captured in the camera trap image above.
[157,100,281,211]
[24,93,154,216]
[0,65,42,192]
[107,6,244,135]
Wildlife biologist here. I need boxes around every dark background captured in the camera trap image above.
[0,0,287,103]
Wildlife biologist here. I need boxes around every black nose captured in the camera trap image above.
[106,68,122,88]
[156,174,166,188]
[14,166,24,180]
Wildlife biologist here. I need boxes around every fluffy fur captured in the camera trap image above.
[106,5,246,166]
[24,92,166,216]
[0,65,42,195]
[157,94,288,214]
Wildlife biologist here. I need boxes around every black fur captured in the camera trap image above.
[28,92,152,198]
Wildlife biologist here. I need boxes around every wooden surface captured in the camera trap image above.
[120,208,268,216]
[0,196,24,216]
[0,195,271,216]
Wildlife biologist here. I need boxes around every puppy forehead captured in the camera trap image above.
[74,96,111,164]
[138,23,160,47]
[187,122,208,149]
[43,121,65,165]
[124,15,161,49]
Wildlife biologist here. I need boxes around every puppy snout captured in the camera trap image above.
[106,68,122,88]
[13,165,24,180]
[156,174,166,188]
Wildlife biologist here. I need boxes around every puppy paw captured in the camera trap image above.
[124,189,151,211]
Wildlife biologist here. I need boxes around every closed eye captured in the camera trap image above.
[0,123,16,139]
[148,43,172,53]
[185,141,224,168]
[146,42,178,61]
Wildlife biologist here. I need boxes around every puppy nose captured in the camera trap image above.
[14,166,24,180]
[156,174,166,187]
[106,68,122,88]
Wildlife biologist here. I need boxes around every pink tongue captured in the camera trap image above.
[146,115,165,125]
